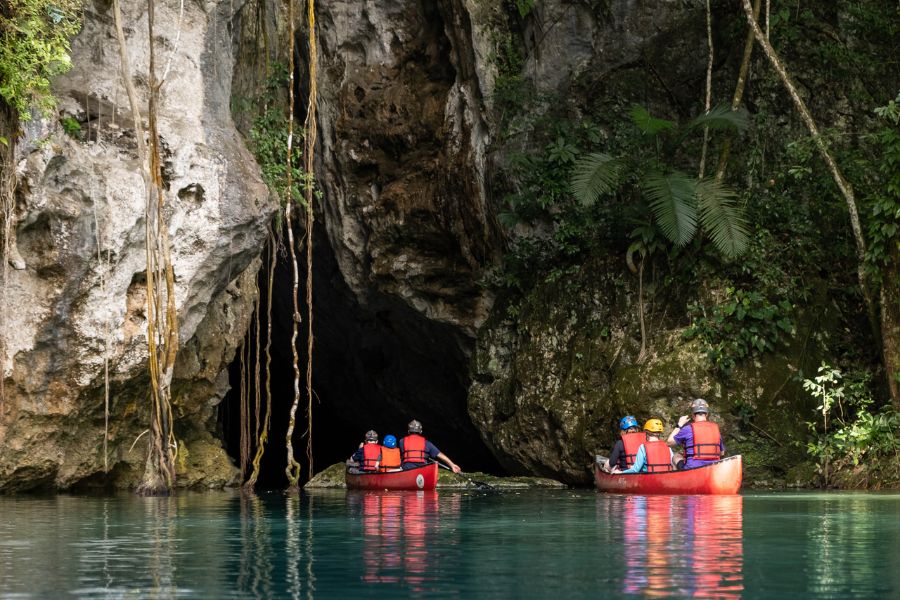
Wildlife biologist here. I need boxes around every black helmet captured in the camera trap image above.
[364,429,378,442]
[690,398,710,414]
[407,419,423,434]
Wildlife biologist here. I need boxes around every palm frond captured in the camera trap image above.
[642,171,697,247]
[630,105,676,136]
[570,152,624,206]
[687,104,750,133]
[695,178,750,258]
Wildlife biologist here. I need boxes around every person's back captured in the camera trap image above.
[350,430,381,472]
[619,419,674,474]
[644,439,674,473]
[397,419,462,473]
[379,434,402,472]
[620,431,645,469]
[607,416,642,471]
[668,399,724,470]
[361,441,381,472]
[686,420,722,463]
[400,433,428,467]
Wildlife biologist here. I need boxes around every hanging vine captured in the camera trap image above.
[245,227,278,489]
[283,0,304,489]
[302,0,318,478]
[112,0,180,495]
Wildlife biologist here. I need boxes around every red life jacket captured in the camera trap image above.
[402,434,427,464]
[644,439,673,473]
[687,421,722,461]
[621,432,645,468]
[379,446,401,472]
[361,443,381,471]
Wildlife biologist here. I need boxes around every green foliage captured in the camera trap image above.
[684,288,794,375]
[514,0,534,18]
[865,92,900,285]
[570,152,623,205]
[246,63,309,210]
[59,115,79,137]
[802,364,900,484]
[0,1,82,119]
[571,104,750,259]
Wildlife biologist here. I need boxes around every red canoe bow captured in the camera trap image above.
[345,462,439,491]
[593,455,742,495]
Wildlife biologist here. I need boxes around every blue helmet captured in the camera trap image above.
[383,434,398,449]
[619,415,639,431]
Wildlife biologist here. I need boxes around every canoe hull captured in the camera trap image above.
[345,463,439,491]
[593,455,742,495]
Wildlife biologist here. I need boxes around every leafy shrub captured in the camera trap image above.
[246,63,308,210]
[802,364,900,485]
[684,287,794,375]
[59,115,80,137]
[0,1,82,119]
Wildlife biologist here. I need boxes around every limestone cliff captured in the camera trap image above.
[0,0,274,491]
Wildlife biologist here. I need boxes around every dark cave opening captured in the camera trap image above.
[220,0,503,488]
[219,217,503,488]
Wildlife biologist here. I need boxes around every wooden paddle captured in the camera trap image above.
[432,461,494,490]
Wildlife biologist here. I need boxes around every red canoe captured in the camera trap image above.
[593,455,742,495]
[345,463,439,491]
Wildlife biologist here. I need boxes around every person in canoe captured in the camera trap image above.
[667,398,724,470]
[399,419,462,473]
[613,419,675,474]
[379,434,403,472]
[349,429,381,473]
[601,415,643,472]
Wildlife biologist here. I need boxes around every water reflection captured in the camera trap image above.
[349,491,460,592]
[621,495,743,598]
[2,491,899,598]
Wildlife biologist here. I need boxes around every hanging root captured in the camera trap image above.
[246,228,278,491]
[114,0,180,495]
[283,0,303,488]
[303,0,318,478]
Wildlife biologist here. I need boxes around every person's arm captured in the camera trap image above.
[620,445,646,474]
[436,451,461,473]
[668,416,690,447]
[609,440,624,468]
[426,441,461,473]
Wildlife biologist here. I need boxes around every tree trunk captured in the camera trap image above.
[740,0,882,361]
[715,0,761,183]
[883,251,900,408]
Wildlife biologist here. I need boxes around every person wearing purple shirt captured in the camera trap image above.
[668,398,724,470]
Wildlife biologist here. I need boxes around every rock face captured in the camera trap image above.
[469,259,820,485]
[289,0,506,468]
[0,1,274,491]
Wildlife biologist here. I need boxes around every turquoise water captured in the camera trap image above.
[1,490,899,598]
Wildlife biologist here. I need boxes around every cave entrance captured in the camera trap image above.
[219,219,502,488]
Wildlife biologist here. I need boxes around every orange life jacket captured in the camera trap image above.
[401,434,427,464]
[362,443,381,471]
[687,421,722,461]
[379,446,402,472]
[644,439,674,473]
[621,432,646,468]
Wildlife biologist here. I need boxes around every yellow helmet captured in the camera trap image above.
[643,418,665,434]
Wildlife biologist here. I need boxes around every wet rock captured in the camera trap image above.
[303,462,566,490]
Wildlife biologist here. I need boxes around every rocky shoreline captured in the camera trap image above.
[304,463,567,490]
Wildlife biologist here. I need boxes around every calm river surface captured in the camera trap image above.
[1,490,898,598]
